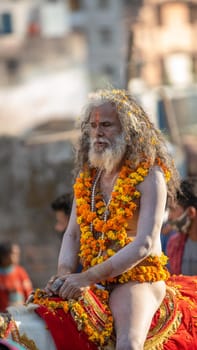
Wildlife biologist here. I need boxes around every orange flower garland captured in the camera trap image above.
[74,159,170,285]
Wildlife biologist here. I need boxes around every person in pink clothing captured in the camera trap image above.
[166,178,197,275]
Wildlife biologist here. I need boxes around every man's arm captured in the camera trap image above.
[58,198,81,275]
[44,198,80,296]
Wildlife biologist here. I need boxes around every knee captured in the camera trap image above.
[116,336,144,350]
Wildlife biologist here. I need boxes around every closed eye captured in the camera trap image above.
[90,121,112,128]
[101,122,112,127]
[90,122,97,128]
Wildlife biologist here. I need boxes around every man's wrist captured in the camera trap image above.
[86,261,113,284]
[58,264,72,276]
[83,269,98,285]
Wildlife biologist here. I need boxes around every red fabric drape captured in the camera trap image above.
[35,275,197,350]
[36,305,97,350]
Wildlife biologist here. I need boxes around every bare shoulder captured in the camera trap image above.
[138,165,167,197]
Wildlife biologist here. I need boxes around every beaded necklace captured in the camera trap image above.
[90,169,118,257]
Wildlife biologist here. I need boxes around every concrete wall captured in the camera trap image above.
[0,134,76,288]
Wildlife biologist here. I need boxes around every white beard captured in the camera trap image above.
[88,134,126,174]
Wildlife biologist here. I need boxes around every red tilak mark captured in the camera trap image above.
[95,110,100,124]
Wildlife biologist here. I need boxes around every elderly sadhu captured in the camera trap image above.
[41,89,197,350]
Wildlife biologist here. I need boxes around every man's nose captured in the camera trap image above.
[95,124,104,136]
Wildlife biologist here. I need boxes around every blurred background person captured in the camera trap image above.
[10,243,21,266]
[0,242,33,312]
[160,207,177,255]
[51,193,82,273]
[51,193,72,240]
[166,178,197,275]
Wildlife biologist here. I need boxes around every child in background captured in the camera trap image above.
[0,242,33,312]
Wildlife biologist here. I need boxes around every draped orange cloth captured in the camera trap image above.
[35,275,197,350]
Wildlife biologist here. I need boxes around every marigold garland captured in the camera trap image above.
[33,159,171,348]
[33,287,113,347]
[74,158,170,285]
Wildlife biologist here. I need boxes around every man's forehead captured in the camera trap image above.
[93,109,101,122]
[90,102,118,120]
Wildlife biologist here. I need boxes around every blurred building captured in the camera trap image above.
[0,0,144,89]
[80,0,127,88]
[130,0,197,87]
[2,1,196,90]
[0,0,84,85]
[128,0,197,178]
[66,0,143,89]
[0,0,89,135]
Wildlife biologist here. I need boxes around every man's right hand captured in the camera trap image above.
[44,272,71,296]
[44,275,60,296]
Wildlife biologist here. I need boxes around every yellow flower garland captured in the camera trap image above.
[74,159,170,284]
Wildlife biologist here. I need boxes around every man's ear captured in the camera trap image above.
[187,206,197,219]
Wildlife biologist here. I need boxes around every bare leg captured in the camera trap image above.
[109,280,166,350]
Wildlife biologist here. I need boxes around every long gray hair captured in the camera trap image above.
[74,89,180,203]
